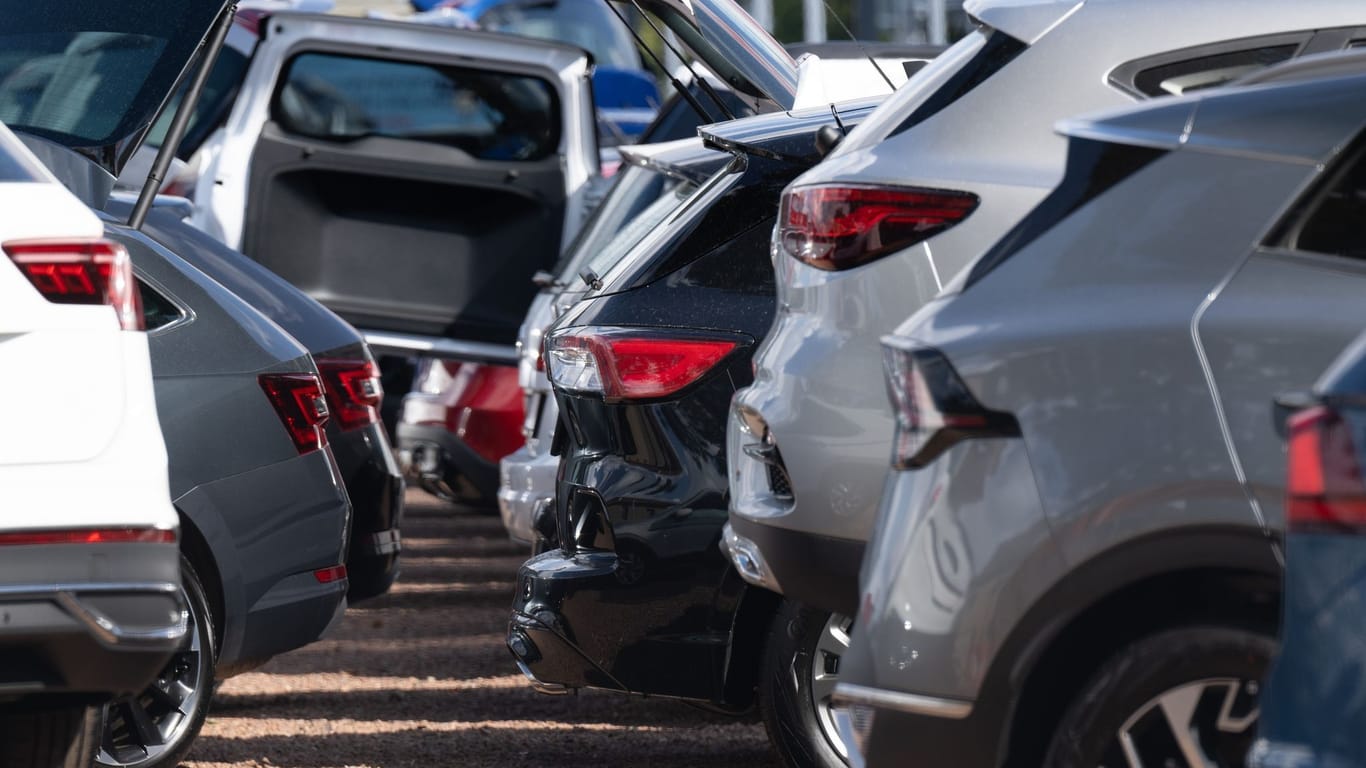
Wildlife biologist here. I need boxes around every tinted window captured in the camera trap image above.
[480,0,639,70]
[274,52,561,162]
[555,164,669,280]
[835,28,1024,156]
[582,178,696,280]
[1131,45,1298,97]
[138,279,183,331]
[1278,146,1366,261]
[0,2,225,155]
[144,47,250,159]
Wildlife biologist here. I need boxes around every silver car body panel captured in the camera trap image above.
[729,0,1366,591]
[840,69,1366,711]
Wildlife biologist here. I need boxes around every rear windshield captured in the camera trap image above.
[834,26,1025,156]
[144,46,251,159]
[273,52,561,162]
[555,163,670,279]
[581,177,698,282]
[0,2,225,156]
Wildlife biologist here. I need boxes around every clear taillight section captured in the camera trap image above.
[882,341,1018,469]
[546,327,741,401]
[317,358,383,431]
[4,239,144,330]
[1286,405,1366,532]
[259,372,330,455]
[780,185,978,271]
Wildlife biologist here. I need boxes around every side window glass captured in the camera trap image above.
[1132,45,1298,97]
[138,280,183,331]
[1275,147,1366,260]
[273,52,561,162]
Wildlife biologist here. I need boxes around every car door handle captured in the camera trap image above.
[1272,390,1317,439]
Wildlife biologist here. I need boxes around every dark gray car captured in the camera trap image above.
[836,52,1366,768]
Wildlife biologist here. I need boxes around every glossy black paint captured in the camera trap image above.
[508,102,874,707]
[107,200,405,604]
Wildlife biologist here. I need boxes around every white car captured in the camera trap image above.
[0,124,184,767]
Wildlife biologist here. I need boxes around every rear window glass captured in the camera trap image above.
[581,177,697,281]
[144,46,250,159]
[1274,144,1366,261]
[273,52,561,162]
[556,163,669,280]
[1130,45,1299,97]
[0,2,225,154]
[834,27,1025,156]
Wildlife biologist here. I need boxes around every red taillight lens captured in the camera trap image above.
[260,373,330,455]
[780,185,978,271]
[0,528,176,546]
[882,341,1018,469]
[317,358,383,431]
[1286,405,1366,532]
[546,327,741,401]
[313,564,348,584]
[4,239,144,330]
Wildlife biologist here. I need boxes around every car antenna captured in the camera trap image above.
[823,0,896,92]
[623,0,738,122]
[128,2,238,230]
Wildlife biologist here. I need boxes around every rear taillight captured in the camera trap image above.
[882,341,1018,469]
[545,327,741,401]
[1286,405,1366,532]
[317,358,383,431]
[780,185,978,271]
[259,373,330,454]
[0,528,175,546]
[313,564,347,584]
[4,239,144,330]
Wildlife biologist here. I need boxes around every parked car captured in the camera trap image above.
[0,123,184,768]
[833,49,1366,768]
[499,136,729,545]
[0,3,366,765]
[725,0,1366,624]
[1256,323,1366,768]
[508,94,883,767]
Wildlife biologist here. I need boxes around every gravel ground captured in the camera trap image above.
[182,489,778,768]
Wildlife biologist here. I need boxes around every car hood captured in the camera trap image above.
[0,0,231,177]
[609,0,797,111]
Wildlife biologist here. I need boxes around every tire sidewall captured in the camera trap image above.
[1044,625,1275,768]
[760,600,848,768]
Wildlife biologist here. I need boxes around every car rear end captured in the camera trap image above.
[0,126,183,745]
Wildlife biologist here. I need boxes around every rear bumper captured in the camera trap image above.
[725,515,863,616]
[832,685,1000,767]
[234,572,347,668]
[498,447,558,546]
[396,421,499,503]
[0,541,186,706]
[331,422,405,603]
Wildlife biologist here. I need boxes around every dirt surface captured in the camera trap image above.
[183,490,778,768]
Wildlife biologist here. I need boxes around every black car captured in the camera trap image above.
[507,98,879,765]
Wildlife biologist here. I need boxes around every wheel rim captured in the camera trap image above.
[1105,677,1260,768]
[810,613,852,761]
[95,587,204,767]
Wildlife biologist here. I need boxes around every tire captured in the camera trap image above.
[0,706,102,767]
[96,555,217,768]
[759,600,852,768]
[1043,625,1274,768]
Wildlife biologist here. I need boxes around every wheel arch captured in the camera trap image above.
[176,508,225,655]
[997,525,1282,768]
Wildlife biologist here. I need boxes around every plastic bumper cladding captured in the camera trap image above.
[0,541,186,704]
[331,421,404,603]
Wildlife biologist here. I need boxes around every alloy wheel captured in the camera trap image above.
[95,588,205,767]
[809,613,853,761]
[1104,677,1260,768]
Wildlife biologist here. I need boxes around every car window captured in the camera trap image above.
[480,0,639,71]
[581,177,697,281]
[144,46,250,159]
[137,279,184,331]
[555,164,668,280]
[1130,45,1299,97]
[273,52,561,162]
[1276,145,1366,261]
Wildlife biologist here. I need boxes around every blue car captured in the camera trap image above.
[409,0,660,143]
[1256,324,1366,768]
